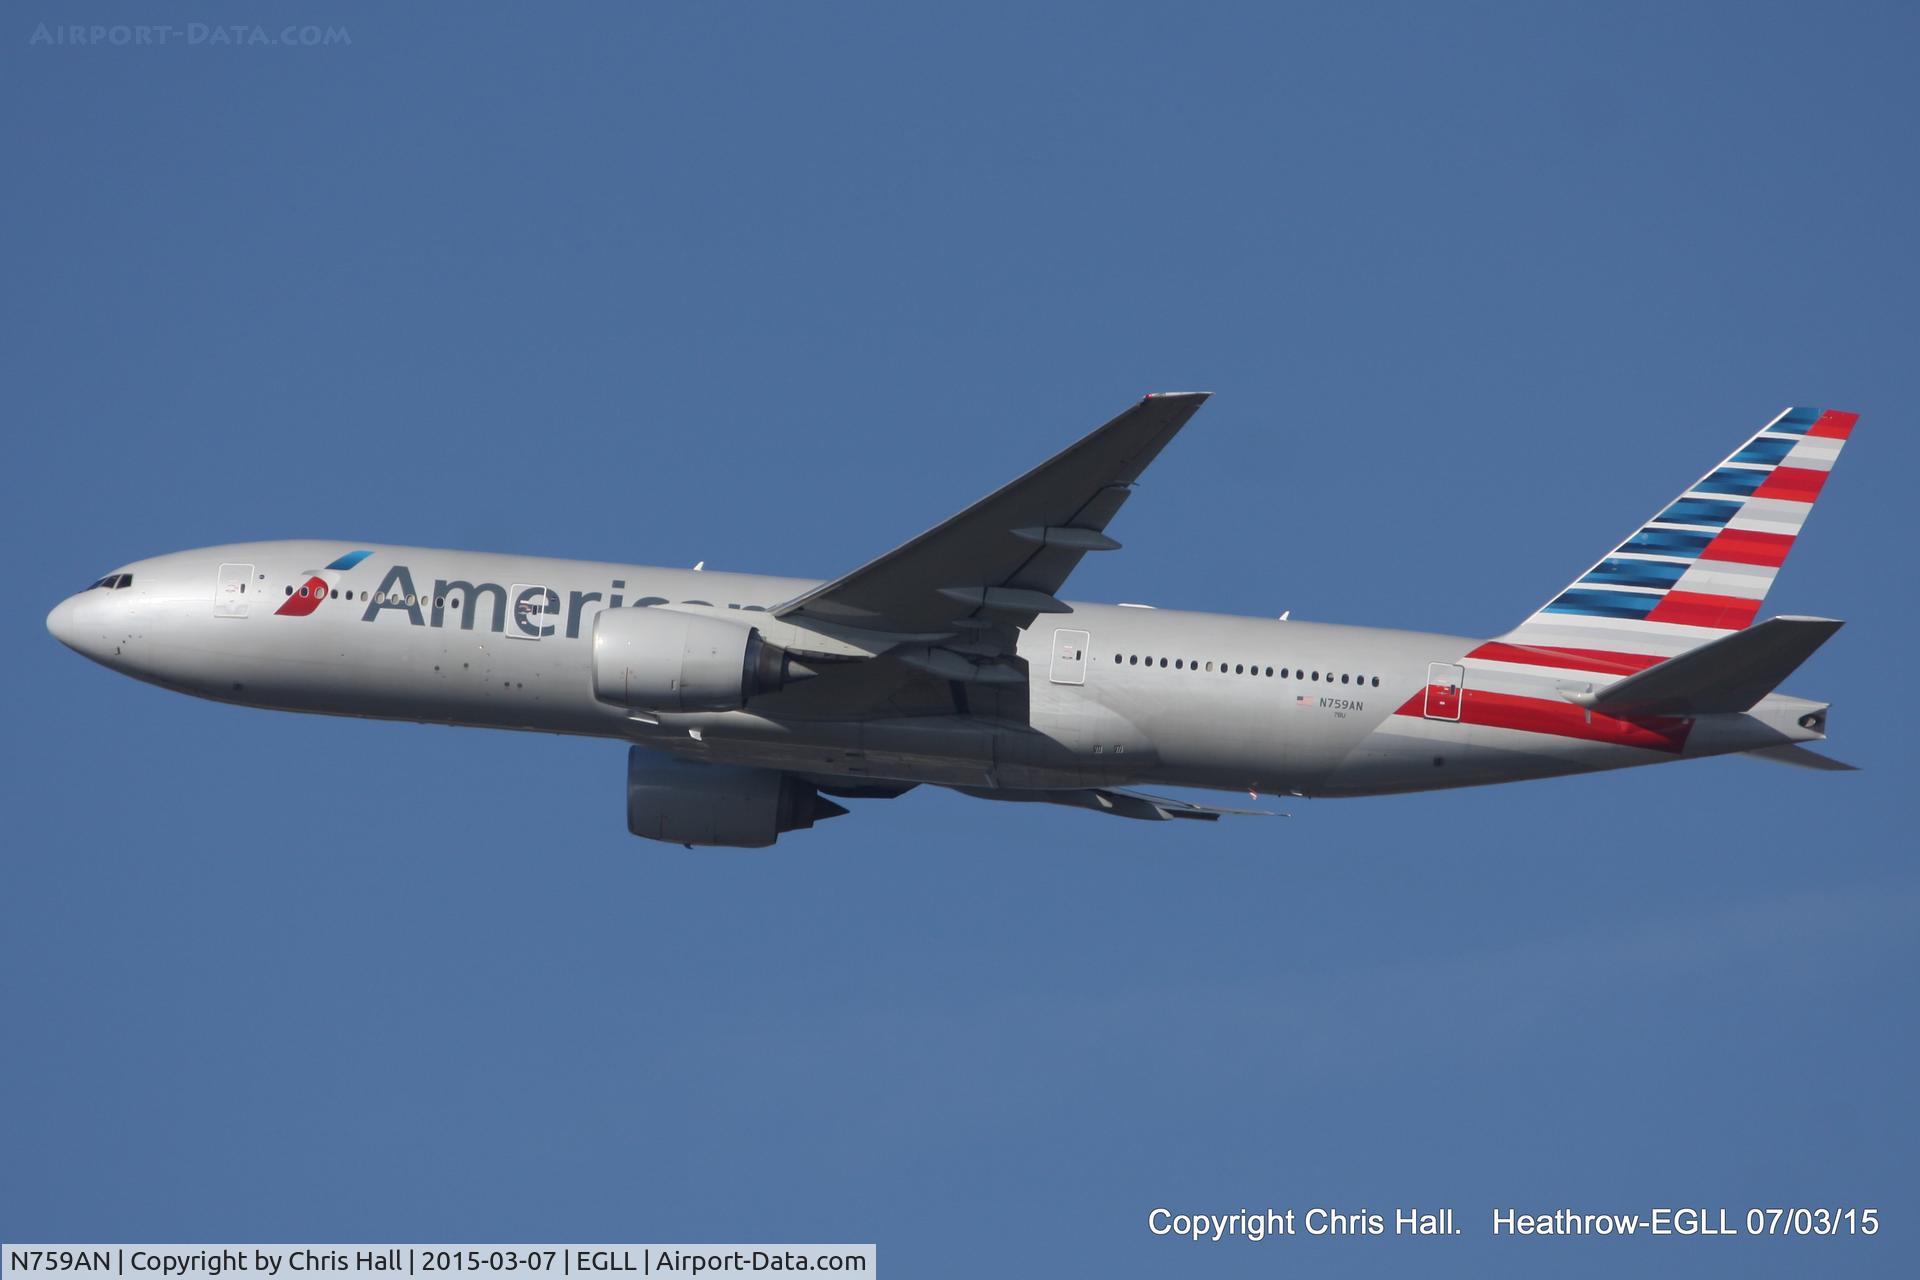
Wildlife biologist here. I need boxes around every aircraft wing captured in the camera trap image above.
[953,784,1275,821]
[773,393,1209,670]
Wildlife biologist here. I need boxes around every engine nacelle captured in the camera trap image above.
[626,749,847,847]
[592,606,798,712]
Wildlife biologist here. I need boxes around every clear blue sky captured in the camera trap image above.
[4,3,1915,1276]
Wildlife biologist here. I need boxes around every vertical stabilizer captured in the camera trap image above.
[1484,407,1856,674]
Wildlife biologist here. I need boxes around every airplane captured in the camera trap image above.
[47,396,1857,847]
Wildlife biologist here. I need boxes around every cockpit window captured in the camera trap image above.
[116,574,132,588]
[86,573,134,590]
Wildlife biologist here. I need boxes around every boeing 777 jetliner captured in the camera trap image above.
[48,398,1855,845]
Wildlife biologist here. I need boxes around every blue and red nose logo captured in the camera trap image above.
[274,549,373,617]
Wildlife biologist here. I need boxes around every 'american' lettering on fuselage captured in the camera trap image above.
[357,564,765,640]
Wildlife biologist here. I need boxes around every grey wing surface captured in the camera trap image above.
[774,392,1210,671]
[953,785,1275,821]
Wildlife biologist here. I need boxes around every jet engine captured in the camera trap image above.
[592,606,805,712]
[625,749,847,847]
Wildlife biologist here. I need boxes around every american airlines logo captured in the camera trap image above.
[274,549,373,617]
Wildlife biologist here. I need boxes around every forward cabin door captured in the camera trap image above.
[215,562,255,618]
[1049,628,1090,685]
[1424,661,1464,721]
[508,584,555,639]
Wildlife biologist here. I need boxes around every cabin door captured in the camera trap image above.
[1049,629,1090,685]
[1424,662,1464,721]
[508,584,557,639]
[215,563,255,618]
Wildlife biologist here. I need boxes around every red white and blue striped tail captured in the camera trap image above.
[1483,407,1855,676]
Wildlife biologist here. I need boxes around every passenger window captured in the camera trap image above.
[1175,659,1184,670]
[1129,655,1138,665]
[1372,676,1380,687]
[1205,662,1213,672]
[1265,667,1273,677]
[1342,674,1350,684]
[1159,657,1168,668]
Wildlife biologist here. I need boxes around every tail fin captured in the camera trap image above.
[1491,407,1856,668]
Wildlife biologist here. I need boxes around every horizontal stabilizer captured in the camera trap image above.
[1577,615,1842,716]
[1744,744,1859,771]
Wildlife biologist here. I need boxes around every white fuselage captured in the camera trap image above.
[47,541,1828,801]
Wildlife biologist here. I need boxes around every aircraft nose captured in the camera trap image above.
[46,589,139,668]
[46,594,81,650]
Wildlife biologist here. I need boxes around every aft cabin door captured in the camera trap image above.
[1049,628,1089,685]
[1424,662,1464,721]
[215,562,254,618]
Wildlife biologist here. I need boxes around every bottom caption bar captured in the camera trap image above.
[3,1248,875,1279]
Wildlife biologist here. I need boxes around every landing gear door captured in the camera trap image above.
[1424,661,1464,721]
[508,584,557,639]
[215,562,255,618]
[1049,628,1090,685]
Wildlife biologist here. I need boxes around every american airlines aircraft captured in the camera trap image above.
[47,396,1856,846]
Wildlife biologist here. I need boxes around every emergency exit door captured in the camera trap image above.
[215,563,254,618]
[1050,628,1090,685]
[1424,662,1465,721]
